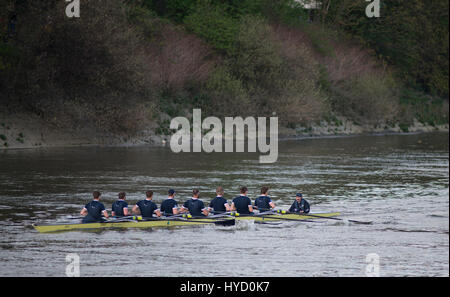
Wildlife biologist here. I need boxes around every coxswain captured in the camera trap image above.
[231,186,253,215]
[254,186,275,212]
[80,191,108,223]
[111,192,129,217]
[160,189,179,216]
[289,193,310,214]
[181,189,209,217]
[209,186,231,213]
[132,190,161,218]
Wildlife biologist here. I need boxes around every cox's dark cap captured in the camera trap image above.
[296,193,303,197]
[168,189,175,195]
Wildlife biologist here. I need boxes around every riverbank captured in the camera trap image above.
[1,111,447,150]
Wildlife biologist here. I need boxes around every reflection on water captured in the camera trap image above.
[0,132,448,276]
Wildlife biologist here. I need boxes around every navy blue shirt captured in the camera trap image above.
[232,196,252,214]
[183,198,206,217]
[112,200,128,217]
[289,199,310,214]
[254,195,273,211]
[82,200,106,223]
[209,196,228,213]
[136,199,158,218]
[160,198,178,215]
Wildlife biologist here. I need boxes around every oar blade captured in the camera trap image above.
[349,219,373,225]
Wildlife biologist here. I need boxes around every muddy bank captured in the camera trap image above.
[0,112,448,150]
[279,116,449,139]
[0,111,164,149]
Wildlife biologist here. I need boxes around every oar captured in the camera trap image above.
[276,210,373,225]
[65,216,86,220]
[132,215,236,227]
[258,215,323,223]
[165,217,236,227]
[66,214,140,221]
[166,211,234,220]
[255,221,283,225]
[229,211,323,223]
[209,211,233,216]
[254,207,275,213]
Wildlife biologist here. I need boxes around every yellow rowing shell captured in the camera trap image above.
[32,212,341,233]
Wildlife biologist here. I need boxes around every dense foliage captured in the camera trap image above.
[321,0,449,98]
[0,0,447,135]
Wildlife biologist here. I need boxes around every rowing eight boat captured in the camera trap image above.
[32,212,341,233]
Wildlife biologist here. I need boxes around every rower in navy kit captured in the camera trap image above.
[209,186,230,213]
[111,192,129,217]
[231,186,254,215]
[132,190,161,218]
[80,191,109,223]
[289,193,310,214]
[181,189,209,217]
[254,186,275,213]
[160,189,179,216]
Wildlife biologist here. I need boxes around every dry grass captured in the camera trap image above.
[324,42,379,84]
[325,40,400,124]
[268,23,329,124]
[143,24,216,92]
[267,22,401,125]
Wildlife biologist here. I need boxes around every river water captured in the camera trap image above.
[0,132,448,277]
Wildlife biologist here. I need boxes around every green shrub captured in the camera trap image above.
[399,123,409,133]
[203,66,250,116]
[184,1,239,53]
[260,0,307,25]
[229,16,283,88]
[142,0,197,23]
[323,0,449,98]
[227,16,327,124]
[0,43,20,71]
[330,72,400,125]
[399,88,449,126]
[127,4,164,41]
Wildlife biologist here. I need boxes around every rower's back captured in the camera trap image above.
[136,199,158,218]
[112,192,128,217]
[83,200,106,222]
[232,186,253,215]
[209,196,228,213]
[232,196,252,214]
[209,186,229,213]
[160,189,178,216]
[254,186,274,212]
[254,195,272,212]
[82,191,107,223]
[183,198,206,217]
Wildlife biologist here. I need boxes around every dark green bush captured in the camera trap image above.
[184,1,239,53]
